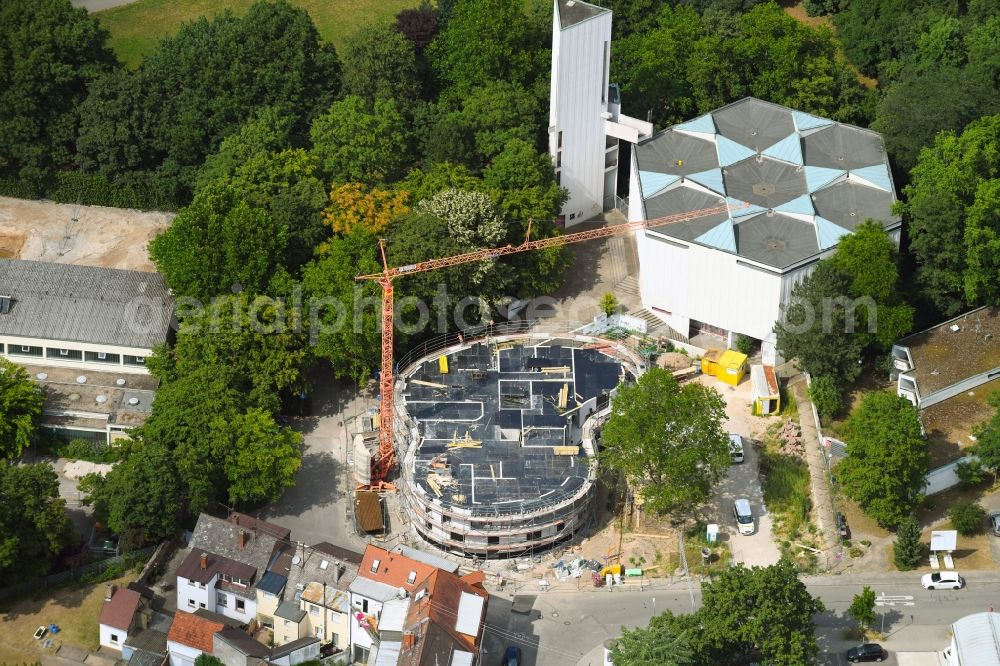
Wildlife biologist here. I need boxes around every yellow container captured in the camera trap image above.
[716,350,748,386]
[438,355,449,374]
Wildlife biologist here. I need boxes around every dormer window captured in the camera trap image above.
[406,571,416,584]
[320,560,329,570]
[370,559,380,573]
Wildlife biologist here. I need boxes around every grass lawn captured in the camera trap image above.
[0,571,138,664]
[95,0,421,68]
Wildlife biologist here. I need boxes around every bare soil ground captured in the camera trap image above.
[0,196,172,272]
[0,572,137,664]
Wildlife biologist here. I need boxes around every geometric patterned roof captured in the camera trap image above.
[636,97,900,269]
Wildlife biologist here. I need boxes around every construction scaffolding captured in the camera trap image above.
[391,329,644,558]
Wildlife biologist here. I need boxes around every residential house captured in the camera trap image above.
[0,259,173,443]
[167,612,225,666]
[268,637,322,666]
[99,584,145,652]
[122,609,173,666]
[256,541,361,656]
[212,628,321,666]
[348,545,489,665]
[175,513,291,624]
[396,569,489,666]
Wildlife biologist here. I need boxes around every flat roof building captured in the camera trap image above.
[0,259,173,443]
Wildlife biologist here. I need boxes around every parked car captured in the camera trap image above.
[921,571,964,590]
[728,434,745,463]
[990,512,1000,536]
[846,643,887,662]
[503,646,522,666]
[733,498,755,535]
[836,512,850,540]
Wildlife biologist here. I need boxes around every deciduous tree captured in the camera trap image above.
[0,0,117,191]
[81,441,183,548]
[893,516,923,570]
[611,611,697,665]
[0,463,72,584]
[774,262,867,386]
[848,586,877,632]
[341,23,420,106]
[698,559,825,665]
[321,183,410,238]
[301,231,382,385]
[901,113,1000,317]
[0,357,45,459]
[837,392,929,527]
[599,367,729,516]
[161,293,310,413]
[77,0,339,202]
[222,409,302,507]
[310,96,411,184]
[149,181,290,300]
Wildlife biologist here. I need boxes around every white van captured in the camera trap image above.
[728,434,745,464]
[733,499,754,535]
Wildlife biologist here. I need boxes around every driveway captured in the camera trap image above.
[698,374,782,567]
[258,366,368,551]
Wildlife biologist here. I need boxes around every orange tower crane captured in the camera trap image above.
[355,202,737,490]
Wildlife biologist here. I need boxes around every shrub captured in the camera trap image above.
[949,500,986,536]
[849,546,863,558]
[736,334,752,355]
[893,516,923,570]
[808,375,842,419]
[956,459,987,488]
[599,292,619,316]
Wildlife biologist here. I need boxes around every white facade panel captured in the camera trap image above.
[99,623,127,651]
[550,8,612,225]
[216,589,255,623]
[167,641,200,666]
[0,334,153,374]
[177,575,214,613]
[637,231,784,342]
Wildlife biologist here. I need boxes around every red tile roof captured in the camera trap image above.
[167,612,225,652]
[99,587,142,631]
[358,545,437,593]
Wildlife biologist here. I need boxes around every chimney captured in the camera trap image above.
[402,632,415,651]
[200,552,208,570]
[105,583,115,602]
[239,530,248,549]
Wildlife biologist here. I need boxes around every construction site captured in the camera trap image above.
[382,330,643,558]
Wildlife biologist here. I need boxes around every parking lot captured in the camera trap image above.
[698,375,782,567]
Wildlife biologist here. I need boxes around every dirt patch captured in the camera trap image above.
[0,571,137,664]
[0,196,172,272]
[656,352,694,372]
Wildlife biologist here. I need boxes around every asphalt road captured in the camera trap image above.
[482,572,1000,666]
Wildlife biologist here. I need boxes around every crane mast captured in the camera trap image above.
[357,202,737,490]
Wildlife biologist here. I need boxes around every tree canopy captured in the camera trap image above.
[0,463,72,585]
[81,440,183,549]
[310,96,412,184]
[0,0,116,191]
[76,0,339,203]
[902,113,1000,317]
[341,23,420,107]
[617,560,824,665]
[837,391,929,527]
[599,367,729,516]
[0,357,45,459]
